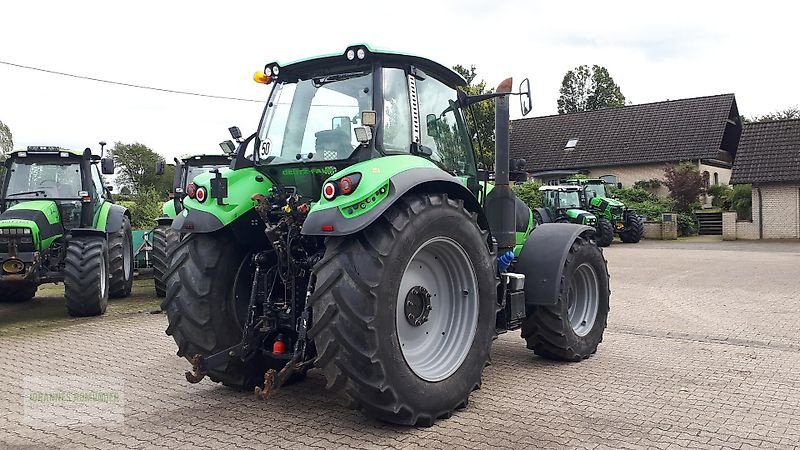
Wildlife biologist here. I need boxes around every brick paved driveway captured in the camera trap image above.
[1,239,799,449]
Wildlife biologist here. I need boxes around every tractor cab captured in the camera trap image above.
[156,153,232,218]
[1,146,115,236]
[537,185,597,226]
[222,44,485,203]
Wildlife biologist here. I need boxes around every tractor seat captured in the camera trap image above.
[315,129,353,160]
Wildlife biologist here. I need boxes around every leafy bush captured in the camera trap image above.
[663,163,704,212]
[127,188,164,229]
[633,178,662,190]
[512,181,542,210]
[729,184,752,220]
[609,187,674,221]
[677,212,697,237]
[706,184,733,207]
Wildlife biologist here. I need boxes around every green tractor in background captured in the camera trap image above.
[0,144,133,315]
[565,178,644,246]
[163,45,610,426]
[534,185,599,228]
[152,153,231,296]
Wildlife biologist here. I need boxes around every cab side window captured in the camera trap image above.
[416,75,476,179]
[91,166,105,207]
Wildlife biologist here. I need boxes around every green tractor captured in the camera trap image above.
[152,154,231,297]
[0,145,133,315]
[565,178,644,246]
[163,45,610,426]
[534,185,599,229]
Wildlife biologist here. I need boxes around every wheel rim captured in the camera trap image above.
[566,262,599,337]
[396,237,478,382]
[99,254,107,298]
[123,231,132,279]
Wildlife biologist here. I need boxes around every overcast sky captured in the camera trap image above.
[1,0,797,161]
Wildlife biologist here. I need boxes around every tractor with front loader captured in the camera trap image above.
[565,178,644,245]
[152,153,231,296]
[163,45,610,426]
[0,144,133,315]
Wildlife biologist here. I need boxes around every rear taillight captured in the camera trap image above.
[186,183,197,199]
[196,187,207,203]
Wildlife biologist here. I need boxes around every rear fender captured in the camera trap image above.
[514,223,595,306]
[302,159,485,236]
[172,166,271,234]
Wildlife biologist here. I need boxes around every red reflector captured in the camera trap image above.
[322,182,336,200]
[339,176,354,194]
[272,339,285,354]
[321,225,335,232]
[196,187,206,203]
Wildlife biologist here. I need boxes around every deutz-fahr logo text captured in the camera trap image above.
[282,166,337,176]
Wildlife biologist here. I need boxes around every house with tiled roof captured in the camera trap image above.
[727,119,800,239]
[509,94,743,196]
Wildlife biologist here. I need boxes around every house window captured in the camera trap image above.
[599,175,618,186]
[702,171,710,189]
[565,138,578,149]
[713,172,719,185]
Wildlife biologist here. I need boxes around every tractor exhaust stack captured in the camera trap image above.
[488,77,516,252]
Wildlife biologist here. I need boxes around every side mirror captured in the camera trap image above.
[101,157,115,175]
[155,159,165,176]
[426,113,438,137]
[219,140,236,155]
[332,116,352,130]
[228,126,242,141]
[519,78,532,116]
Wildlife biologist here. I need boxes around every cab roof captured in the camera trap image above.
[16,146,83,156]
[538,185,582,192]
[268,44,467,88]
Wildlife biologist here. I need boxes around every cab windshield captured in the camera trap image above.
[256,71,373,165]
[584,183,608,199]
[559,191,581,208]
[3,158,82,199]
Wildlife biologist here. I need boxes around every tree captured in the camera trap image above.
[743,106,800,123]
[452,64,496,168]
[663,163,704,212]
[0,120,12,156]
[110,142,173,195]
[557,65,625,114]
[0,120,12,183]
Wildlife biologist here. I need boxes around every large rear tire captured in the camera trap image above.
[620,214,644,243]
[162,232,267,388]
[152,224,179,297]
[309,193,496,426]
[521,236,609,361]
[0,283,37,302]
[64,236,109,317]
[594,218,614,247]
[108,216,134,298]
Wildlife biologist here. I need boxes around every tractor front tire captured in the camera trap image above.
[152,224,179,297]
[108,216,134,298]
[0,283,37,302]
[309,193,496,426]
[162,232,266,389]
[595,218,614,247]
[521,236,609,361]
[64,236,109,317]
[620,214,644,243]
